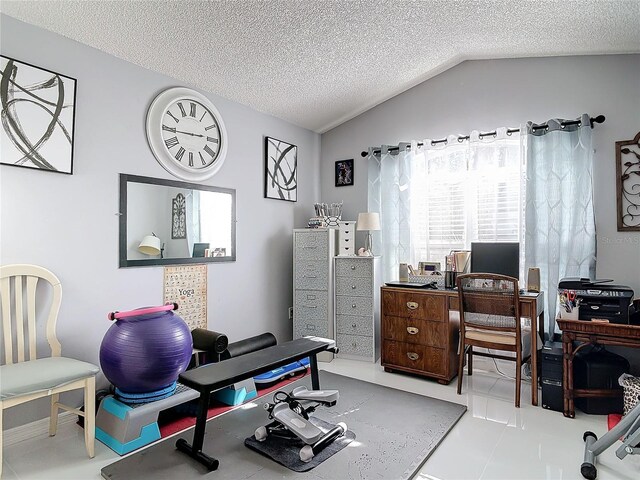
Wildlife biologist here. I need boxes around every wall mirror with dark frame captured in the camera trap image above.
[119,174,236,267]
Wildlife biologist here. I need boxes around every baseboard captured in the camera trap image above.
[3,411,77,447]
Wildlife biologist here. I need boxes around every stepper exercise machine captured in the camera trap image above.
[255,386,347,462]
[581,400,640,479]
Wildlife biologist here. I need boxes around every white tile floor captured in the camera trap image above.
[2,358,639,479]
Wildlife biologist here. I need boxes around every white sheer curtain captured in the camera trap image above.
[367,144,412,282]
[185,190,200,257]
[523,114,596,337]
[367,129,523,283]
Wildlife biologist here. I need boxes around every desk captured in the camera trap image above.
[381,287,545,405]
[557,319,640,418]
[177,337,335,470]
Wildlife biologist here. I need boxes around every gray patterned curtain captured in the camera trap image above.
[523,114,596,337]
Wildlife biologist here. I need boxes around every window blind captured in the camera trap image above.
[409,135,523,269]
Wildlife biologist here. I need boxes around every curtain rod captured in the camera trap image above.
[360,114,606,157]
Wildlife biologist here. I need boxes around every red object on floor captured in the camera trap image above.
[158,369,309,438]
[608,413,622,431]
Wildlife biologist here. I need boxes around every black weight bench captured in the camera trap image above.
[176,336,337,470]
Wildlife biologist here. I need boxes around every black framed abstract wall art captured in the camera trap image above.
[335,159,354,187]
[264,136,297,202]
[0,55,77,174]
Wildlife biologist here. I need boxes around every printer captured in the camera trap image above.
[558,278,635,325]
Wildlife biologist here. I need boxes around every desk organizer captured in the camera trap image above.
[408,274,445,288]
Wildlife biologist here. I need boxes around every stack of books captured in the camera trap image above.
[445,251,471,273]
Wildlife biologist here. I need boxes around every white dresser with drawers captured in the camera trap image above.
[293,228,337,361]
[334,256,381,362]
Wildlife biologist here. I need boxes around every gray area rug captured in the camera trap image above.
[101,371,466,480]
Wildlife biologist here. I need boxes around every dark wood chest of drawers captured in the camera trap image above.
[381,287,460,384]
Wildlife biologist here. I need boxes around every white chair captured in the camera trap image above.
[0,264,99,474]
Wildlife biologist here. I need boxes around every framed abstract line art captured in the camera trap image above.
[335,159,354,187]
[265,136,297,202]
[0,55,77,175]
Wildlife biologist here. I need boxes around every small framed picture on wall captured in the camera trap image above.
[335,159,354,187]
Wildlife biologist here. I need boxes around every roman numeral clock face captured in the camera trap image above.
[146,88,228,181]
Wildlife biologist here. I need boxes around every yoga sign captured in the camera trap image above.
[163,264,207,330]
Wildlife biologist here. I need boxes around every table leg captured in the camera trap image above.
[309,354,320,390]
[175,390,219,471]
[562,333,575,418]
[531,312,539,406]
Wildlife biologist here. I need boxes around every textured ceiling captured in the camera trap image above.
[2,1,639,133]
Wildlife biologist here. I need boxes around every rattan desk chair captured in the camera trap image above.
[456,273,528,407]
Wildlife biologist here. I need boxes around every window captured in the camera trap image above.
[409,134,523,270]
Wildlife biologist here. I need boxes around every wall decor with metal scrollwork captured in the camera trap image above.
[616,131,640,231]
[171,193,186,239]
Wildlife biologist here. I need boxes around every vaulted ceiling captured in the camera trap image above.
[2,0,639,133]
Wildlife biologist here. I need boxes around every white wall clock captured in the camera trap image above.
[146,87,228,181]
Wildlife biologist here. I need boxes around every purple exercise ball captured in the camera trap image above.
[99,309,193,394]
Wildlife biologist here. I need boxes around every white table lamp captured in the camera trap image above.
[139,233,163,257]
[357,212,381,256]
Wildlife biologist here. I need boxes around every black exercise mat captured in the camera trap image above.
[101,371,466,480]
[245,417,356,472]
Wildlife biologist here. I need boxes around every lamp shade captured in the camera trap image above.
[139,234,162,256]
[357,212,381,231]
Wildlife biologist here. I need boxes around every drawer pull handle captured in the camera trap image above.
[351,323,357,328]
[407,352,419,361]
[303,305,318,309]
[406,302,419,310]
[407,327,419,335]
[352,342,357,348]
[352,304,357,308]
[351,285,357,289]
[302,246,317,249]
[351,265,356,270]
[303,275,317,278]
[306,295,316,300]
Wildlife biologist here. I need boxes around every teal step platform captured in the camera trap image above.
[214,378,257,406]
[95,384,199,455]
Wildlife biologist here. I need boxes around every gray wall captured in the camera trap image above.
[321,55,640,295]
[1,14,319,428]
